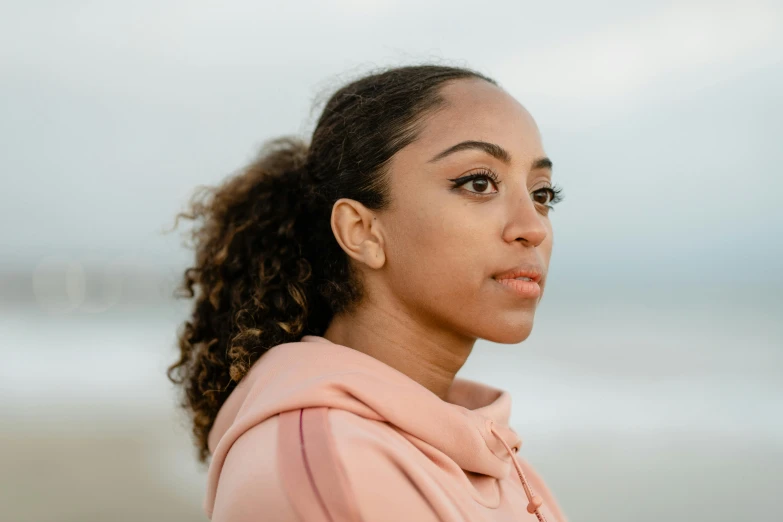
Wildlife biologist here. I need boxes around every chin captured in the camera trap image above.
[483,322,535,345]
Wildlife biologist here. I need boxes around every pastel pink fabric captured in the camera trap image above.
[204,335,568,521]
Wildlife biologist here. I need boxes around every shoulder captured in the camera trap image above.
[327,409,446,522]
[212,408,442,522]
[210,415,300,522]
[286,407,443,522]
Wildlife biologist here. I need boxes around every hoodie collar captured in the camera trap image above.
[205,334,530,512]
[312,335,525,475]
[297,337,547,518]
[209,334,522,476]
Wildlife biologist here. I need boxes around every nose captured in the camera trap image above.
[501,192,548,247]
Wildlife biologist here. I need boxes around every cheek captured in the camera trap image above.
[386,200,489,301]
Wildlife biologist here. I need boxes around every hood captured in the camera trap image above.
[204,334,539,517]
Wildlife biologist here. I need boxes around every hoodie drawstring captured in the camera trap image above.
[489,425,548,522]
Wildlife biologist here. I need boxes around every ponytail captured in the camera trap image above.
[167,136,321,463]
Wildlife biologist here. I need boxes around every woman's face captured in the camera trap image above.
[380,78,556,344]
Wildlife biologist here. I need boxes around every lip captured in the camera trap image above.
[493,278,541,299]
[492,265,544,284]
[492,264,544,299]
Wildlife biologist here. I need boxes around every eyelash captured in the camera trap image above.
[448,169,565,210]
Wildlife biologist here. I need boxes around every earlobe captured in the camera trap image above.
[330,199,386,270]
[362,239,386,270]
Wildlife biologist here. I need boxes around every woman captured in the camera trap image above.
[168,64,567,521]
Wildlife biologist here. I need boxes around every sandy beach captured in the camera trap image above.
[2,406,781,522]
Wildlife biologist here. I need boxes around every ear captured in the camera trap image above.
[330,198,386,270]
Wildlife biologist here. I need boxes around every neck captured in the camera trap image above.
[322,299,475,401]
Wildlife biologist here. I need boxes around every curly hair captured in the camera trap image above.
[166,64,497,463]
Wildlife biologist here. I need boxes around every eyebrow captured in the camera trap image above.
[428,140,553,171]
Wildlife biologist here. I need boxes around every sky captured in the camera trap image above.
[1,0,781,285]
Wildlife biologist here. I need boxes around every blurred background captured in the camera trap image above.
[1,1,781,521]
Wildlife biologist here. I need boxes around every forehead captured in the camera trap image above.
[410,78,545,164]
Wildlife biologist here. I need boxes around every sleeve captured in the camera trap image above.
[210,415,301,522]
[275,407,445,522]
[211,408,446,522]
[326,409,447,522]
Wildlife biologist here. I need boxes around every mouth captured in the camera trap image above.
[492,268,543,284]
[492,276,541,299]
[491,266,544,299]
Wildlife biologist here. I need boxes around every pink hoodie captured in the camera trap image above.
[204,335,568,521]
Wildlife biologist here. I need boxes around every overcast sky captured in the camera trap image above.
[1,0,781,285]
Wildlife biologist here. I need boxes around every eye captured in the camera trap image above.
[448,169,501,195]
[465,176,497,194]
[532,188,555,205]
[531,184,565,210]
